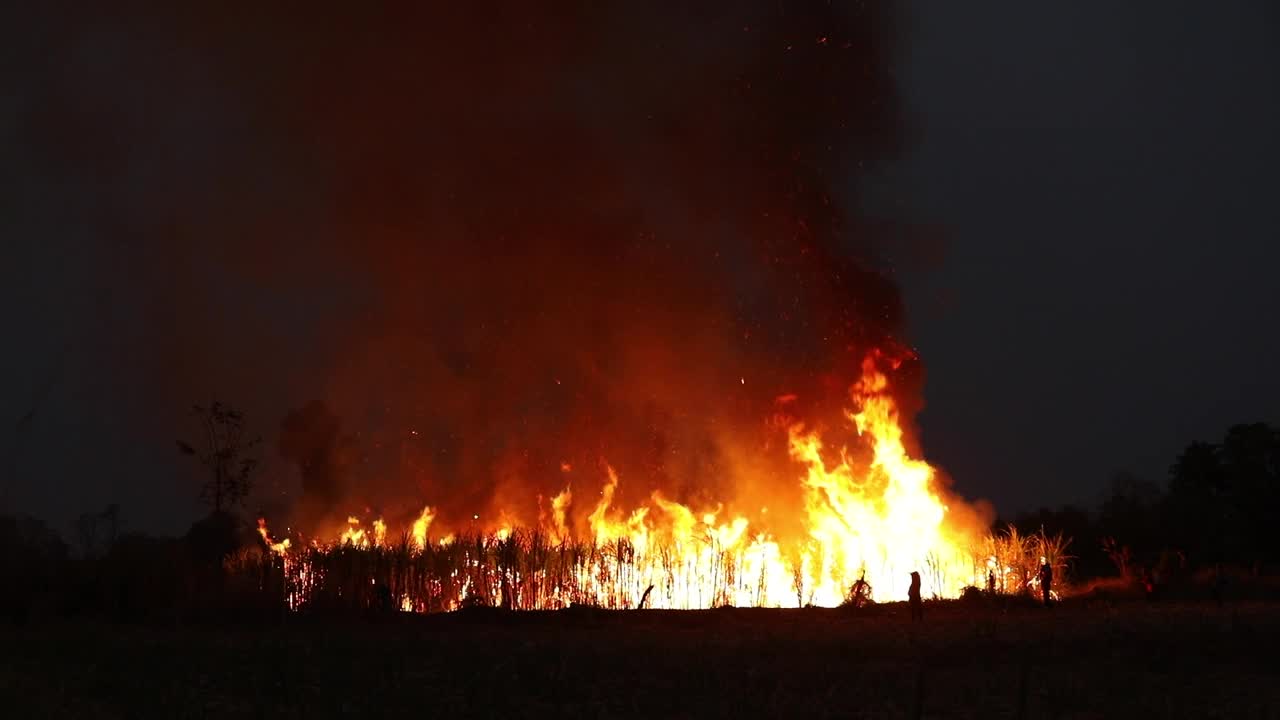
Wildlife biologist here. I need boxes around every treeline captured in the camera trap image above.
[1006,422,1280,580]
[0,510,279,624]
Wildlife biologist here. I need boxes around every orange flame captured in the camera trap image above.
[256,517,290,554]
[410,506,436,550]
[270,350,980,609]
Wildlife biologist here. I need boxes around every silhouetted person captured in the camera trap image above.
[908,571,923,621]
[1039,562,1053,607]
[987,569,996,595]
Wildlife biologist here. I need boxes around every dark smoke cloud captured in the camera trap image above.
[7,2,915,534]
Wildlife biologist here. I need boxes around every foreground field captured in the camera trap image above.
[2,600,1278,719]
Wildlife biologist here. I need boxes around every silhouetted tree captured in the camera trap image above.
[1164,440,1224,561]
[178,402,261,513]
[1013,504,1104,578]
[1165,423,1280,568]
[1219,424,1280,566]
[0,514,69,623]
[1000,423,1279,583]
[1097,471,1162,554]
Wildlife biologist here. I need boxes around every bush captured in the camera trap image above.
[0,514,69,623]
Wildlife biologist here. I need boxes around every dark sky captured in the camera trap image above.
[4,1,1279,535]
[880,1,1280,514]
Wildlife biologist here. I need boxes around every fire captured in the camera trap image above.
[550,487,572,542]
[410,506,436,550]
[787,352,968,602]
[339,516,367,547]
[256,517,290,554]
[260,350,982,611]
[337,515,389,548]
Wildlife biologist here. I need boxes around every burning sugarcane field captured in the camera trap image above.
[4,0,1280,717]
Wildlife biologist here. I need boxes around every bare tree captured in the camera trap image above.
[177,402,261,513]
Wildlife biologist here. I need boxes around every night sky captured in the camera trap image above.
[3,2,1278,536]
[886,1,1280,514]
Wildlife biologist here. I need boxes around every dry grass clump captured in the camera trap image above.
[231,530,771,614]
[227,524,1080,613]
[969,525,1074,597]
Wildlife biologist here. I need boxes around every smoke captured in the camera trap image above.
[8,2,922,533]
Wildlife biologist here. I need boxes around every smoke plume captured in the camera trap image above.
[9,2,926,533]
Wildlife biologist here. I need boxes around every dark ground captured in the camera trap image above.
[2,600,1277,719]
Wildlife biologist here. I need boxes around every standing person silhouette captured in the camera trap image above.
[908,571,923,621]
[1039,560,1053,607]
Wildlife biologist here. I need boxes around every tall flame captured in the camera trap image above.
[410,506,436,551]
[789,351,966,602]
[266,351,979,610]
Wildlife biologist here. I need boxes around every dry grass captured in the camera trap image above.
[968,525,1074,597]
[227,526,1083,614]
[230,531,829,613]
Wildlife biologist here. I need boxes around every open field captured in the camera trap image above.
[2,600,1278,719]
